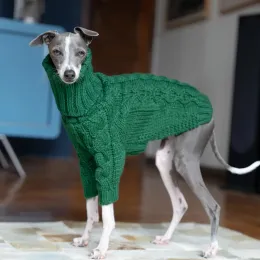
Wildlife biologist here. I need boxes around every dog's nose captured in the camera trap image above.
[64,70,75,80]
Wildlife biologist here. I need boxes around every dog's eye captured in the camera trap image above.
[77,51,86,57]
[53,49,62,56]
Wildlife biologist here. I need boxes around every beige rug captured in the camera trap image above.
[0,221,259,260]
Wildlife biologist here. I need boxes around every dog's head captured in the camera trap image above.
[29,27,99,84]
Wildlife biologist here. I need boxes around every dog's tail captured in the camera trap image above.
[210,130,260,174]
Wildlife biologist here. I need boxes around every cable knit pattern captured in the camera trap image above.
[42,48,213,205]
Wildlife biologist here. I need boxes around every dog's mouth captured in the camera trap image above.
[55,65,82,85]
[58,70,79,84]
[62,78,77,84]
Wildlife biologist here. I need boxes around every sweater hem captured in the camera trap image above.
[83,183,98,199]
[98,185,119,205]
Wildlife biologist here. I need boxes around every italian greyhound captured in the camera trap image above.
[29,27,260,259]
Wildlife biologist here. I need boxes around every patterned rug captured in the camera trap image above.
[0,221,259,260]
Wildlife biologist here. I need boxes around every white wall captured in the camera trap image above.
[146,0,260,169]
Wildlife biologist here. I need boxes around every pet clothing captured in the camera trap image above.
[42,48,213,205]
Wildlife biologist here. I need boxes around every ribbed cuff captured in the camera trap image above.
[83,182,98,199]
[98,185,119,205]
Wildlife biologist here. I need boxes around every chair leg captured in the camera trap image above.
[0,135,26,178]
[0,148,9,169]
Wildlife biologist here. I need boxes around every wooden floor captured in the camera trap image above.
[0,156,260,240]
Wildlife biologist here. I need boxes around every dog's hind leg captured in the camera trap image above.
[174,121,220,258]
[176,161,220,258]
[152,138,188,245]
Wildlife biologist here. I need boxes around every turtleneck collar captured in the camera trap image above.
[42,48,103,117]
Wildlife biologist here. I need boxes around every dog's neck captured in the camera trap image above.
[42,48,103,117]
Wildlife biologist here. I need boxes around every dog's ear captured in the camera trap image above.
[74,27,99,46]
[29,30,59,46]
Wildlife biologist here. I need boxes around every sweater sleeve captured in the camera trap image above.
[87,117,125,206]
[76,147,98,199]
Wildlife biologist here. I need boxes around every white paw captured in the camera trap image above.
[152,235,170,245]
[72,237,89,247]
[202,241,219,258]
[90,248,106,259]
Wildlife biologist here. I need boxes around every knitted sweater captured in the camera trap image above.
[42,48,213,205]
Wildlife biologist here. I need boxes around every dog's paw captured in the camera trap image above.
[152,235,170,245]
[202,241,219,258]
[89,248,106,259]
[72,237,89,247]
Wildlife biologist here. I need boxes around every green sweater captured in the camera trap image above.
[42,48,213,205]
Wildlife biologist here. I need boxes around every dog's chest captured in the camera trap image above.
[62,110,108,153]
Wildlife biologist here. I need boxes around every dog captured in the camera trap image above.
[29,27,260,259]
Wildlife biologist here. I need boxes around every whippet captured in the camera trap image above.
[29,27,260,259]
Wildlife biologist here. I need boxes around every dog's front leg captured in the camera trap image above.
[90,204,115,259]
[72,196,99,247]
[88,129,124,259]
